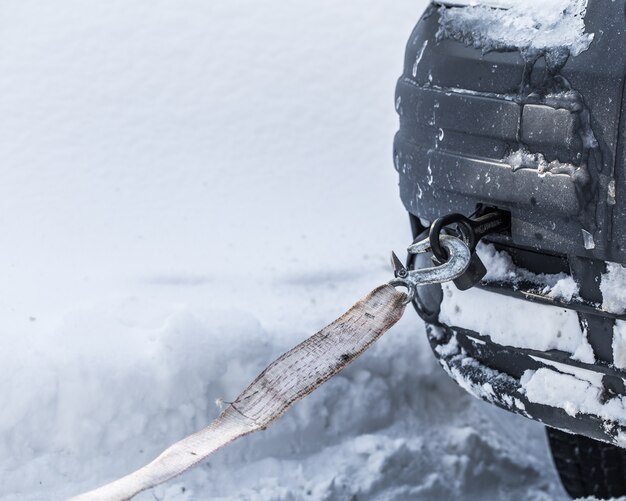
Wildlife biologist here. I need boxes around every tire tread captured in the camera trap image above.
[547,427,626,499]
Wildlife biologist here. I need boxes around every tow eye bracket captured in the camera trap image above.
[429,208,511,291]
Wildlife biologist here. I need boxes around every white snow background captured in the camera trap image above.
[0,1,568,499]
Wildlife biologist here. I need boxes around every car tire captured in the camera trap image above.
[547,427,626,499]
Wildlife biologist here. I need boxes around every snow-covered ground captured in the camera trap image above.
[0,1,567,499]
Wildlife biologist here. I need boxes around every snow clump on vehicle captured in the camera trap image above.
[437,0,594,57]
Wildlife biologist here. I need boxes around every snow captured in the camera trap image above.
[412,40,429,78]
[439,282,594,362]
[3,281,568,501]
[437,0,594,56]
[439,243,593,363]
[432,328,523,410]
[522,368,626,424]
[478,242,580,302]
[529,355,603,387]
[613,321,626,370]
[601,262,626,314]
[503,147,580,177]
[0,1,568,500]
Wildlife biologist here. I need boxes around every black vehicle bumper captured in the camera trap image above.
[428,322,626,446]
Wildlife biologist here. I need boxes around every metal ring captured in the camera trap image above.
[388,278,416,305]
[428,213,476,262]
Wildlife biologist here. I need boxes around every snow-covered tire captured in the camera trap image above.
[547,427,626,499]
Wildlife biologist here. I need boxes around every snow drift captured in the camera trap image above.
[0,1,567,499]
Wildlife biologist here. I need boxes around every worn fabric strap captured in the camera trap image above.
[70,284,407,501]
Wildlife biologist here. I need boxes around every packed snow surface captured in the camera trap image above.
[0,1,568,500]
[438,0,594,56]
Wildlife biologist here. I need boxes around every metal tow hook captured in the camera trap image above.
[388,234,471,304]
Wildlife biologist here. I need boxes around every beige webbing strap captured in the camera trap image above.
[70,284,407,501]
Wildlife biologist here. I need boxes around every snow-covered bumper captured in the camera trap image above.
[419,242,626,447]
[427,322,626,447]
